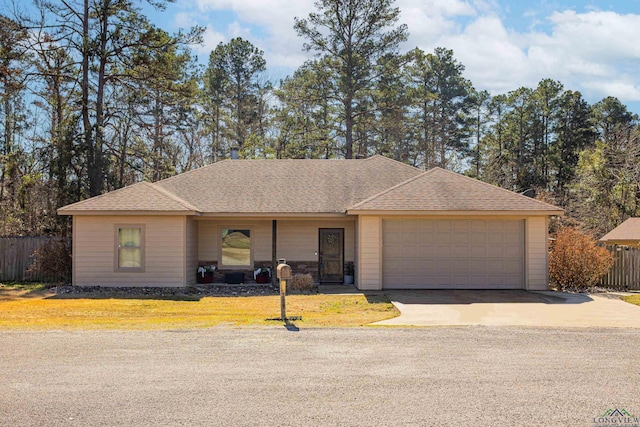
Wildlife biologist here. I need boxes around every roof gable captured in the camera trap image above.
[600,218,640,242]
[57,181,198,214]
[349,167,563,213]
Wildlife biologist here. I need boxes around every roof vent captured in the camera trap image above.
[230,147,239,160]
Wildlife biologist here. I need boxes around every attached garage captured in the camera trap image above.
[382,219,525,289]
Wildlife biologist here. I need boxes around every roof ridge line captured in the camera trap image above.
[145,182,200,212]
[366,154,423,172]
[156,160,231,185]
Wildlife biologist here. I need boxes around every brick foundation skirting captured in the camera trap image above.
[198,260,320,284]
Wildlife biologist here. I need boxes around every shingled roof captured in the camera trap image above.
[155,155,421,214]
[58,156,563,215]
[600,218,640,244]
[57,181,198,214]
[58,156,421,215]
[348,167,563,214]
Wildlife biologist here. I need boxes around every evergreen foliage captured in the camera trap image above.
[1,0,639,238]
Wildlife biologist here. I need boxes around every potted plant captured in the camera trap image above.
[254,267,271,284]
[197,265,215,284]
[344,262,354,285]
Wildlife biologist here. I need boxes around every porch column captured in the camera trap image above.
[357,216,383,290]
[272,219,277,285]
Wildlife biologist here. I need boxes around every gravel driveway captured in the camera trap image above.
[1,327,639,426]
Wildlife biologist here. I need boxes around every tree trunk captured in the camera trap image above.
[81,0,94,196]
[91,0,110,196]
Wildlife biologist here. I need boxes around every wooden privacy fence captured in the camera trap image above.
[0,236,65,282]
[599,245,640,290]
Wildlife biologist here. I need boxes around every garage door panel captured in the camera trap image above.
[503,261,524,274]
[504,244,524,256]
[503,221,523,232]
[453,232,469,244]
[383,219,524,289]
[400,259,418,270]
[504,234,522,244]
[437,244,454,257]
[453,246,469,257]
[469,245,488,257]
[487,233,506,244]
[436,233,452,244]
[401,245,418,257]
[418,245,436,257]
[470,232,487,244]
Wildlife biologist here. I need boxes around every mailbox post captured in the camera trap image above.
[276,260,292,321]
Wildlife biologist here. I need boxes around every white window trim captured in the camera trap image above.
[218,226,254,270]
[114,224,145,272]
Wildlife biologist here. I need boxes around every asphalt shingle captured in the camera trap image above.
[154,155,421,213]
[57,181,197,213]
[58,157,562,215]
[600,218,640,242]
[349,167,562,213]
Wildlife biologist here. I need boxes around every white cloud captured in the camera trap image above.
[436,16,532,93]
[401,4,640,106]
[546,10,640,61]
[192,25,226,57]
[173,12,196,29]
[182,0,640,108]
[187,0,312,69]
[583,80,640,102]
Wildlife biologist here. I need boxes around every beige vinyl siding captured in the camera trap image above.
[74,215,186,287]
[185,217,198,286]
[277,219,355,262]
[526,216,549,290]
[357,216,382,290]
[198,220,272,262]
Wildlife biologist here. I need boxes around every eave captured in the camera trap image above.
[346,209,564,216]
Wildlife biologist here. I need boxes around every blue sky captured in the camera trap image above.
[140,0,640,114]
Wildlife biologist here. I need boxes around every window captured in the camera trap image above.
[221,228,251,267]
[116,226,144,270]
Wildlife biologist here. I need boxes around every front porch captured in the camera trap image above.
[192,217,356,286]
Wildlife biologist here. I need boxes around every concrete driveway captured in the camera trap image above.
[376,290,640,327]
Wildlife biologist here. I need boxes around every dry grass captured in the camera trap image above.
[0,284,398,330]
[623,294,640,307]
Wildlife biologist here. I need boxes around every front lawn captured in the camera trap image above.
[0,284,398,330]
[622,294,640,307]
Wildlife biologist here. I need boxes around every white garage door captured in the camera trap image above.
[382,219,524,289]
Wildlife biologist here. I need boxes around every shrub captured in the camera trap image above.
[549,227,613,290]
[288,273,314,291]
[26,238,72,284]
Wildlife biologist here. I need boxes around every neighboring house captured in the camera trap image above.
[57,156,563,290]
[600,218,640,247]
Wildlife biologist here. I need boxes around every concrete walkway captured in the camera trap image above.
[375,290,640,327]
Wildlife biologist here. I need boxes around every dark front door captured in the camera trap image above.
[319,228,344,283]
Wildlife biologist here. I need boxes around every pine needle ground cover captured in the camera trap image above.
[0,284,398,330]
